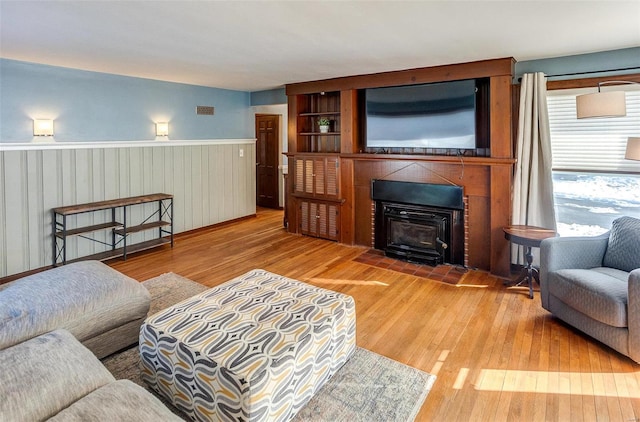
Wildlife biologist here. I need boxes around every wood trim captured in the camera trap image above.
[287,95,299,152]
[489,75,513,158]
[340,90,359,154]
[284,151,516,166]
[490,165,513,278]
[339,153,515,166]
[291,193,344,203]
[511,83,521,156]
[547,73,640,90]
[0,139,256,152]
[339,158,355,245]
[284,156,298,234]
[0,266,55,285]
[286,58,516,95]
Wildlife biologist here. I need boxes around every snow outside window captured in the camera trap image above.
[547,87,640,236]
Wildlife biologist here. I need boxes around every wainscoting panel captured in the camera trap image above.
[0,141,256,277]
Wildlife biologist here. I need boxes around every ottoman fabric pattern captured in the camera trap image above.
[140,269,356,422]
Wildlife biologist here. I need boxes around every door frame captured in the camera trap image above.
[255,113,281,209]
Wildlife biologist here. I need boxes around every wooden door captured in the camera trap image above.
[255,115,280,208]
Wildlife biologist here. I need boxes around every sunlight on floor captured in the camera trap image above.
[308,278,389,287]
[453,368,640,398]
[430,350,450,376]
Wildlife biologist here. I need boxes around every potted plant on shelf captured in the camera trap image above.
[317,117,331,133]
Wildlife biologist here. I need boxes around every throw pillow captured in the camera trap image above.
[602,216,640,273]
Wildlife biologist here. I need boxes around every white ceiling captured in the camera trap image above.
[1,1,639,92]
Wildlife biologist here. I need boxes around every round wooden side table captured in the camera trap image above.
[503,225,557,299]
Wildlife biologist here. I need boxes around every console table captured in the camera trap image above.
[52,193,173,266]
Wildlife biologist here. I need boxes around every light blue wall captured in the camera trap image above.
[250,88,287,106]
[515,47,640,82]
[0,59,253,143]
[3,48,639,142]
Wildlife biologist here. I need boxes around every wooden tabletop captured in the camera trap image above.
[503,225,557,248]
[53,193,173,215]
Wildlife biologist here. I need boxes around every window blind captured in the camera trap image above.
[547,88,640,173]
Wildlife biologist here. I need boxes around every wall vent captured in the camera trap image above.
[196,106,215,115]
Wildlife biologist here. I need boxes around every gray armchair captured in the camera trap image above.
[540,216,640,363]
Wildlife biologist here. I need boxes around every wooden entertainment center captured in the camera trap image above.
[285,58,516,277]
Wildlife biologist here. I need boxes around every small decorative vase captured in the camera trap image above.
[319,125,329,133]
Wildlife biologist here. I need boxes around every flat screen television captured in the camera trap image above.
[365,79,477,150]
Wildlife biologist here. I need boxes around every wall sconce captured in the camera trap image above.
[156,122,169,137]
[33,119,54,136]
[576,81,639,119]
[625,137,640,161]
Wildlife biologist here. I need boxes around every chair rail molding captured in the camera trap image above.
[0,139,257,151]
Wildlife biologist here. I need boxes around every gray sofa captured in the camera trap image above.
[0,261,181,420]
[0,260,150,358]
[540,216,640,363]
[0,329,182,421]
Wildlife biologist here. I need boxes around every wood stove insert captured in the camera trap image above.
[372,180,464,266]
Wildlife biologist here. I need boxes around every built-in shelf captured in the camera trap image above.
[295,91,341,154]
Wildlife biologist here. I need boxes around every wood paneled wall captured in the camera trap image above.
[0,141,256,277]
[346,156,512,271]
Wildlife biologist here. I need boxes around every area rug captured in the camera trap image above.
[354,249,467,285]
[102,272,436,422]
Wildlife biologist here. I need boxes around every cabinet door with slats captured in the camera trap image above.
[300,200,339,241]
[318,203,339,241]
[295,159,305,195]
[318,203,328,237]
[304,159,314,194]
[325,157,339,199]
[314,158,325,195]
[328,203,339,240]
[299,200,310,234]
[309,201,319,236]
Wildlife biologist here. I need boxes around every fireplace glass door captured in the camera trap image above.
[384,213,448,265]
[388,219,441,251]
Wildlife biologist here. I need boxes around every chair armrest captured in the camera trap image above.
[540,233,609,274]
[628,269,640,363]
[539,233,609,310]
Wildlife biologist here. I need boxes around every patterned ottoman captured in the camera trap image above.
[139,269,356,422]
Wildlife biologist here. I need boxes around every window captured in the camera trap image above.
[547,88,640,236]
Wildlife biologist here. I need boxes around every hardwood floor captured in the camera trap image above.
[108,208,640,421]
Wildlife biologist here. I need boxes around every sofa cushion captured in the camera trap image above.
[0,329,115,422]
[603,216,640,272]
[549,267,628,328]
[47,380,183,421]
[0,260,150,351]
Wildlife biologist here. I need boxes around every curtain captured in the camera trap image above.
[512,72,556,264]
